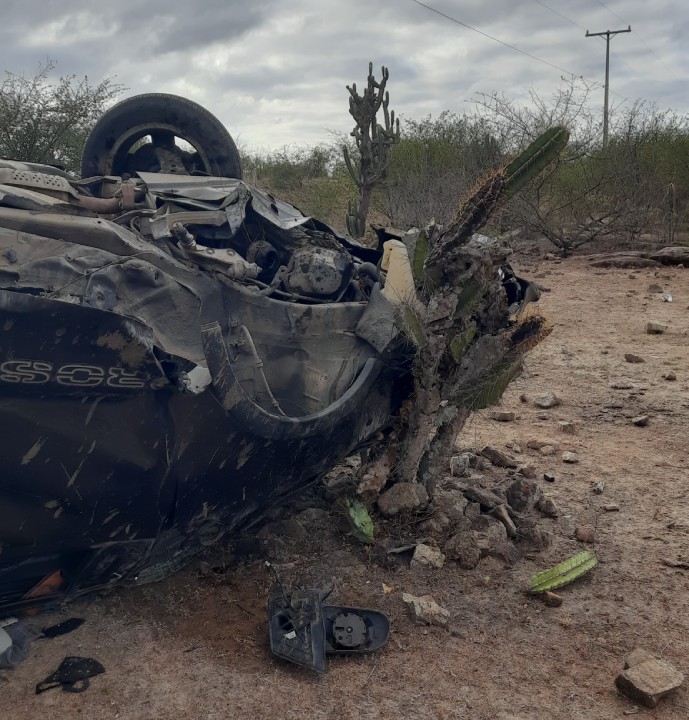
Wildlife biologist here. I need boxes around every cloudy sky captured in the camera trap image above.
[1,0,687,151]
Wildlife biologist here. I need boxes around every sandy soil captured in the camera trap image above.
[2,255,688,720]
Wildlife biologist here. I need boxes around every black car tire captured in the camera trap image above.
[81,93,242,179]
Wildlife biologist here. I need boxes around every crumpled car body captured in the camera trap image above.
[0,153,409,613]
[0,94,536,614]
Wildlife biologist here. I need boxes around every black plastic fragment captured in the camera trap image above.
[268,588,328,674]
[41,618,85,639]
[268,587,390,673]
[36,656,105,694]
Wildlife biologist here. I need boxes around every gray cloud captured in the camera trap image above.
[0,0,686,149]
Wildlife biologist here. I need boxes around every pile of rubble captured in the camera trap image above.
[254,437,563,576]
[371,443,557,572]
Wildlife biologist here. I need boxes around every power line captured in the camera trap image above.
[411,0,582,77]
[530,0,651,91]
[593,0,683,82]
[532,0,585,31]
[593,0,626,24]
[411,0,627,100]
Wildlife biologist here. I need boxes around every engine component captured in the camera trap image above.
[246,240,281,279]
[181,244,260,279]
[283,246,354,299]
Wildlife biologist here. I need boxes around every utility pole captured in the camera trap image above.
[585,25,631,146]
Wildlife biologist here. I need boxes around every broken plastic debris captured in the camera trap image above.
[268,587,390,673]
[36,656,105,694]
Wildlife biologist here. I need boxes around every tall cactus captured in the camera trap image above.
[343,63,401,238]
[378,125,569,488]
[424,126,569,286]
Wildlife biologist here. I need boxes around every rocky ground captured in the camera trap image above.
[2,255,688,719]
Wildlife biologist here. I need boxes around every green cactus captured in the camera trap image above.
[343,63,401,238]
[345,198,363,238]
[346,499,374,544]
[449,321,477,364]
[424,126,569,284]
[503,126,569,202]
[529,550,598,593]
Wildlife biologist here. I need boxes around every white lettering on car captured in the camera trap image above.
[0,359,150,389]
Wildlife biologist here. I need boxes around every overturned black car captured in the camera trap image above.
[0,94,550,614]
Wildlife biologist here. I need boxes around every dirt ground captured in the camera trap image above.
[2,255,688,720]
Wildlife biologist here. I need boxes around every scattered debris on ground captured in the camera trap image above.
[35,656,105,694]
[647,321,668,334]
[616,648,685,708]
[533,392,561,409]
[402,594,450,627]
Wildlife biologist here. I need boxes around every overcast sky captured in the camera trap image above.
[1,0,687,151]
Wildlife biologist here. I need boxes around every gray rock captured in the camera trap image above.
[472,516,508,556]
[506,477,542,512]
[537,497,560,518]
[625,648,656,669]
[378,482,429,516]
[544,472,556,482]
[449,453,471,477]
[410,543,445,569]
[493,542,522,567]
[533,392,561,409]
[464,501,481,520]
[562,451,579,464]
[557,421,576,434]
[431,489,469,522]
[417,512,452,536]
[611,379,634,389]
[540,444,557,456]
[604,503,621,512]
[646,321,668,335]
[625,353,645,364]
[489,409,517,422]
[517,463,537,479]
[464,486,505,509]
[616,657,685,708]
[518,519,553,549]
[480,444,518,468]
[357,453,392,495]
[444,531,481,569]
[647,283,663,293]
[663,371,677,381]
[402,593,450,627]
[590,480,606,495]
[632,415,649,427]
